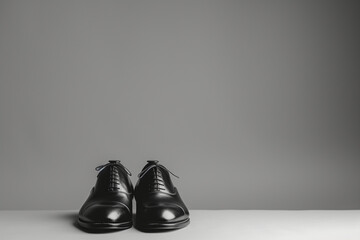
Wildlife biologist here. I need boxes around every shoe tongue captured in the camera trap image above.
[142,160,159,171]
[147,160,159,164]
[109,160,121,164]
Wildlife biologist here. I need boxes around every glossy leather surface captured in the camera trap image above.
[135,160,190,231]
[78,160,133,231]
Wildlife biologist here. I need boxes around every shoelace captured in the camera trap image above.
[138,162,179,179]
[95,160,132,176]
[95,160,132,192]
[138,161,179,191]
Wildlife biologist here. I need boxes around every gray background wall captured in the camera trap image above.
[0,0,359,210]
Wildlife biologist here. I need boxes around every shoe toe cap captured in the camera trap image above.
[80,203,131,223]
[141,205,187,223]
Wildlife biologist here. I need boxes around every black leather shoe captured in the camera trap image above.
[135,160,190,231]
[78,160,133,231]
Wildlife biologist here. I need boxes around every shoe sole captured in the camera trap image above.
[77,218,132,232]
[135,218,190,232]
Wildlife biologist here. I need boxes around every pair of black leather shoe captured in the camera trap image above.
[78,160,189,232]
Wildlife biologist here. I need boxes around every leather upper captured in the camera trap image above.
[135,161,189,224]
[78,161,133,224]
